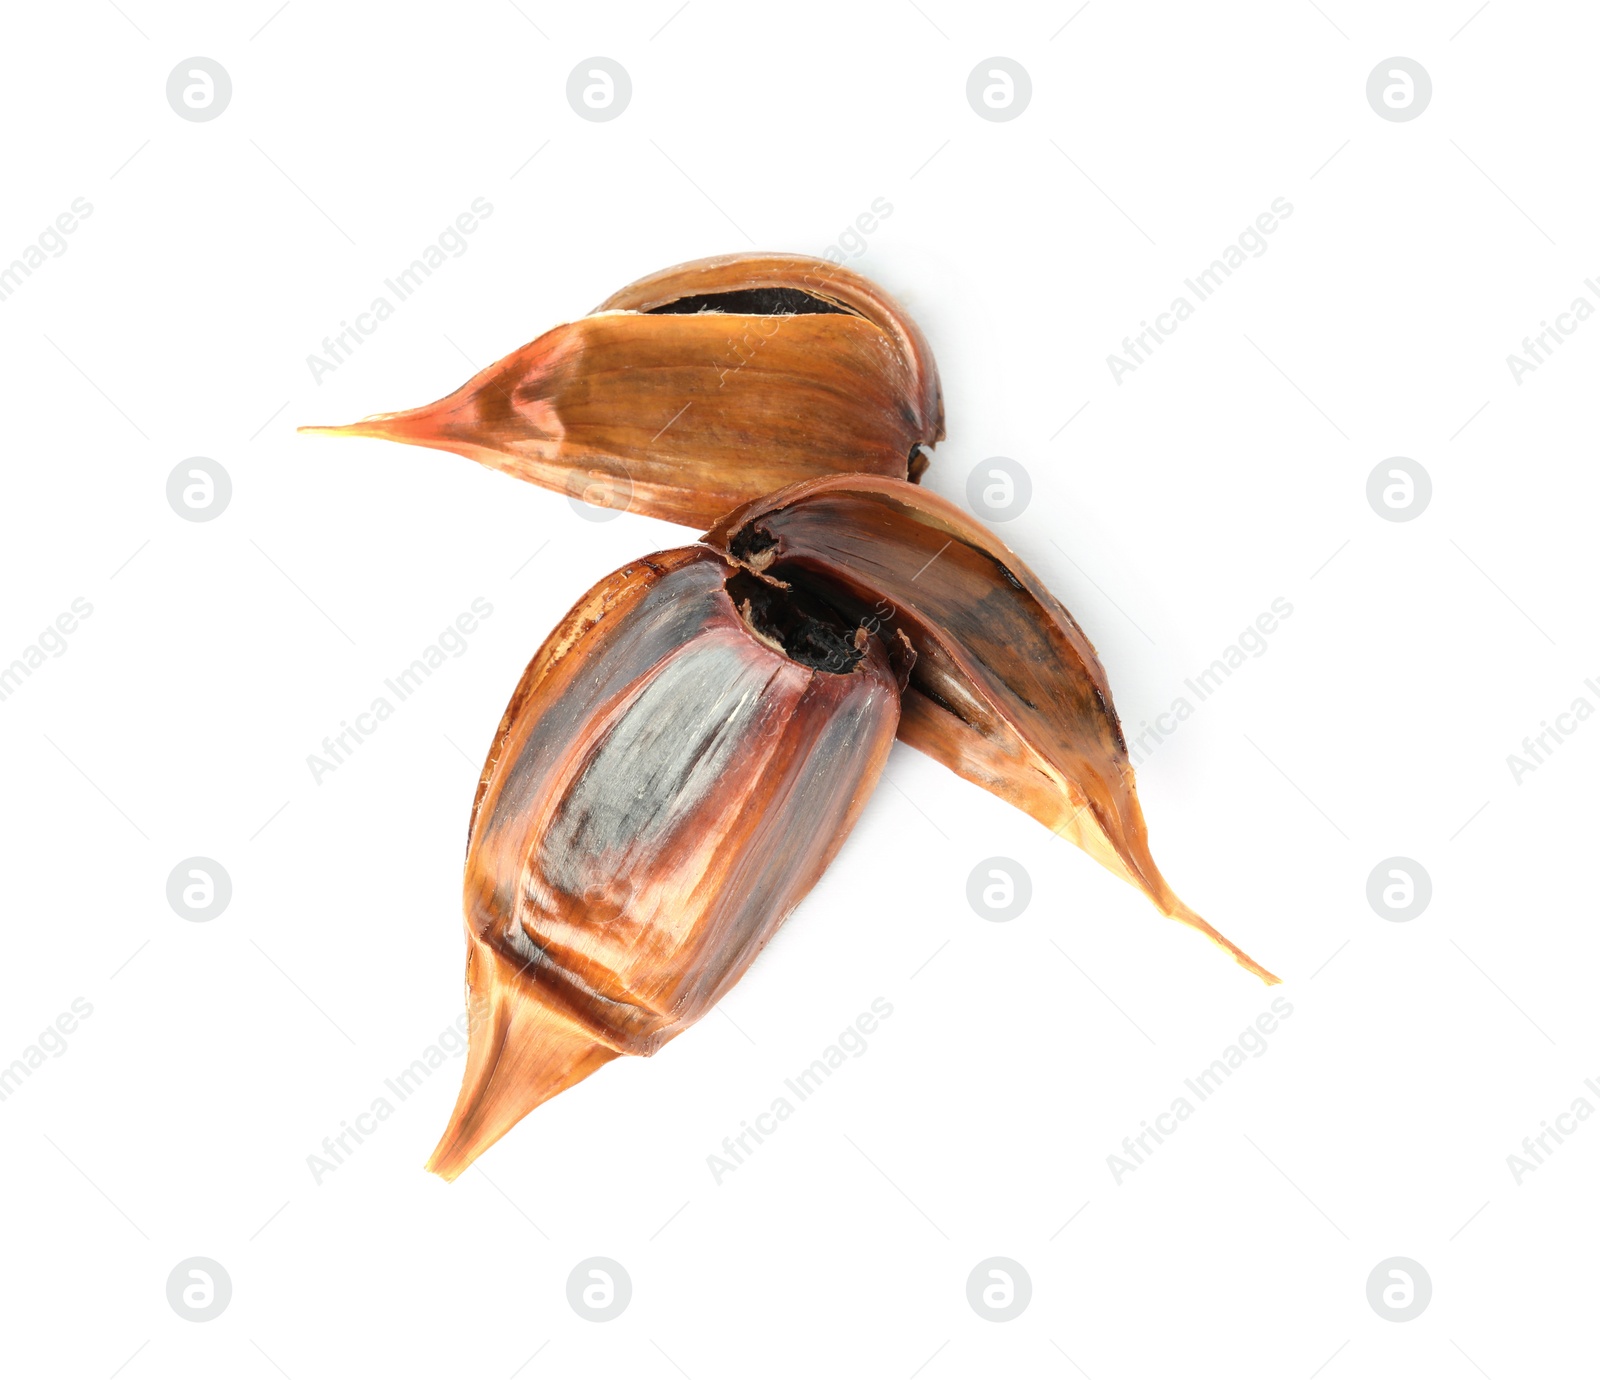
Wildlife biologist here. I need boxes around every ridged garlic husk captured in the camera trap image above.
[303,253,944,528]
[703,476,1279,986]
[426,546,904,1180]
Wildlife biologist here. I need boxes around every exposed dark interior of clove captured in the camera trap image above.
[726,570,867,673]
[646,287,853,317]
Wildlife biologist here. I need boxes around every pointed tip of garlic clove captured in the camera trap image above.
[426,942,620,1182]
[297,407,449,447]
[1163,900,1281,986]
[1053,791,1281,986]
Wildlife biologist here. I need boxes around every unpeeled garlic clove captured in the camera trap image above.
[703,475,1279,986]
[426,546,902,1180]
[302,253,943,528]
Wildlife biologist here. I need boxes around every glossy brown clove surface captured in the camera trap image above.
[302,253,943,528]
[427,547,903,1180]
[704,476,1279,986]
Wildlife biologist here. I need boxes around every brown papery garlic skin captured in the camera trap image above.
[704,476,1280,986]
[301,253,944,528]
[426,546,902,1180]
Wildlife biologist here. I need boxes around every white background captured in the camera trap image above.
[2,2,1596,1376]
